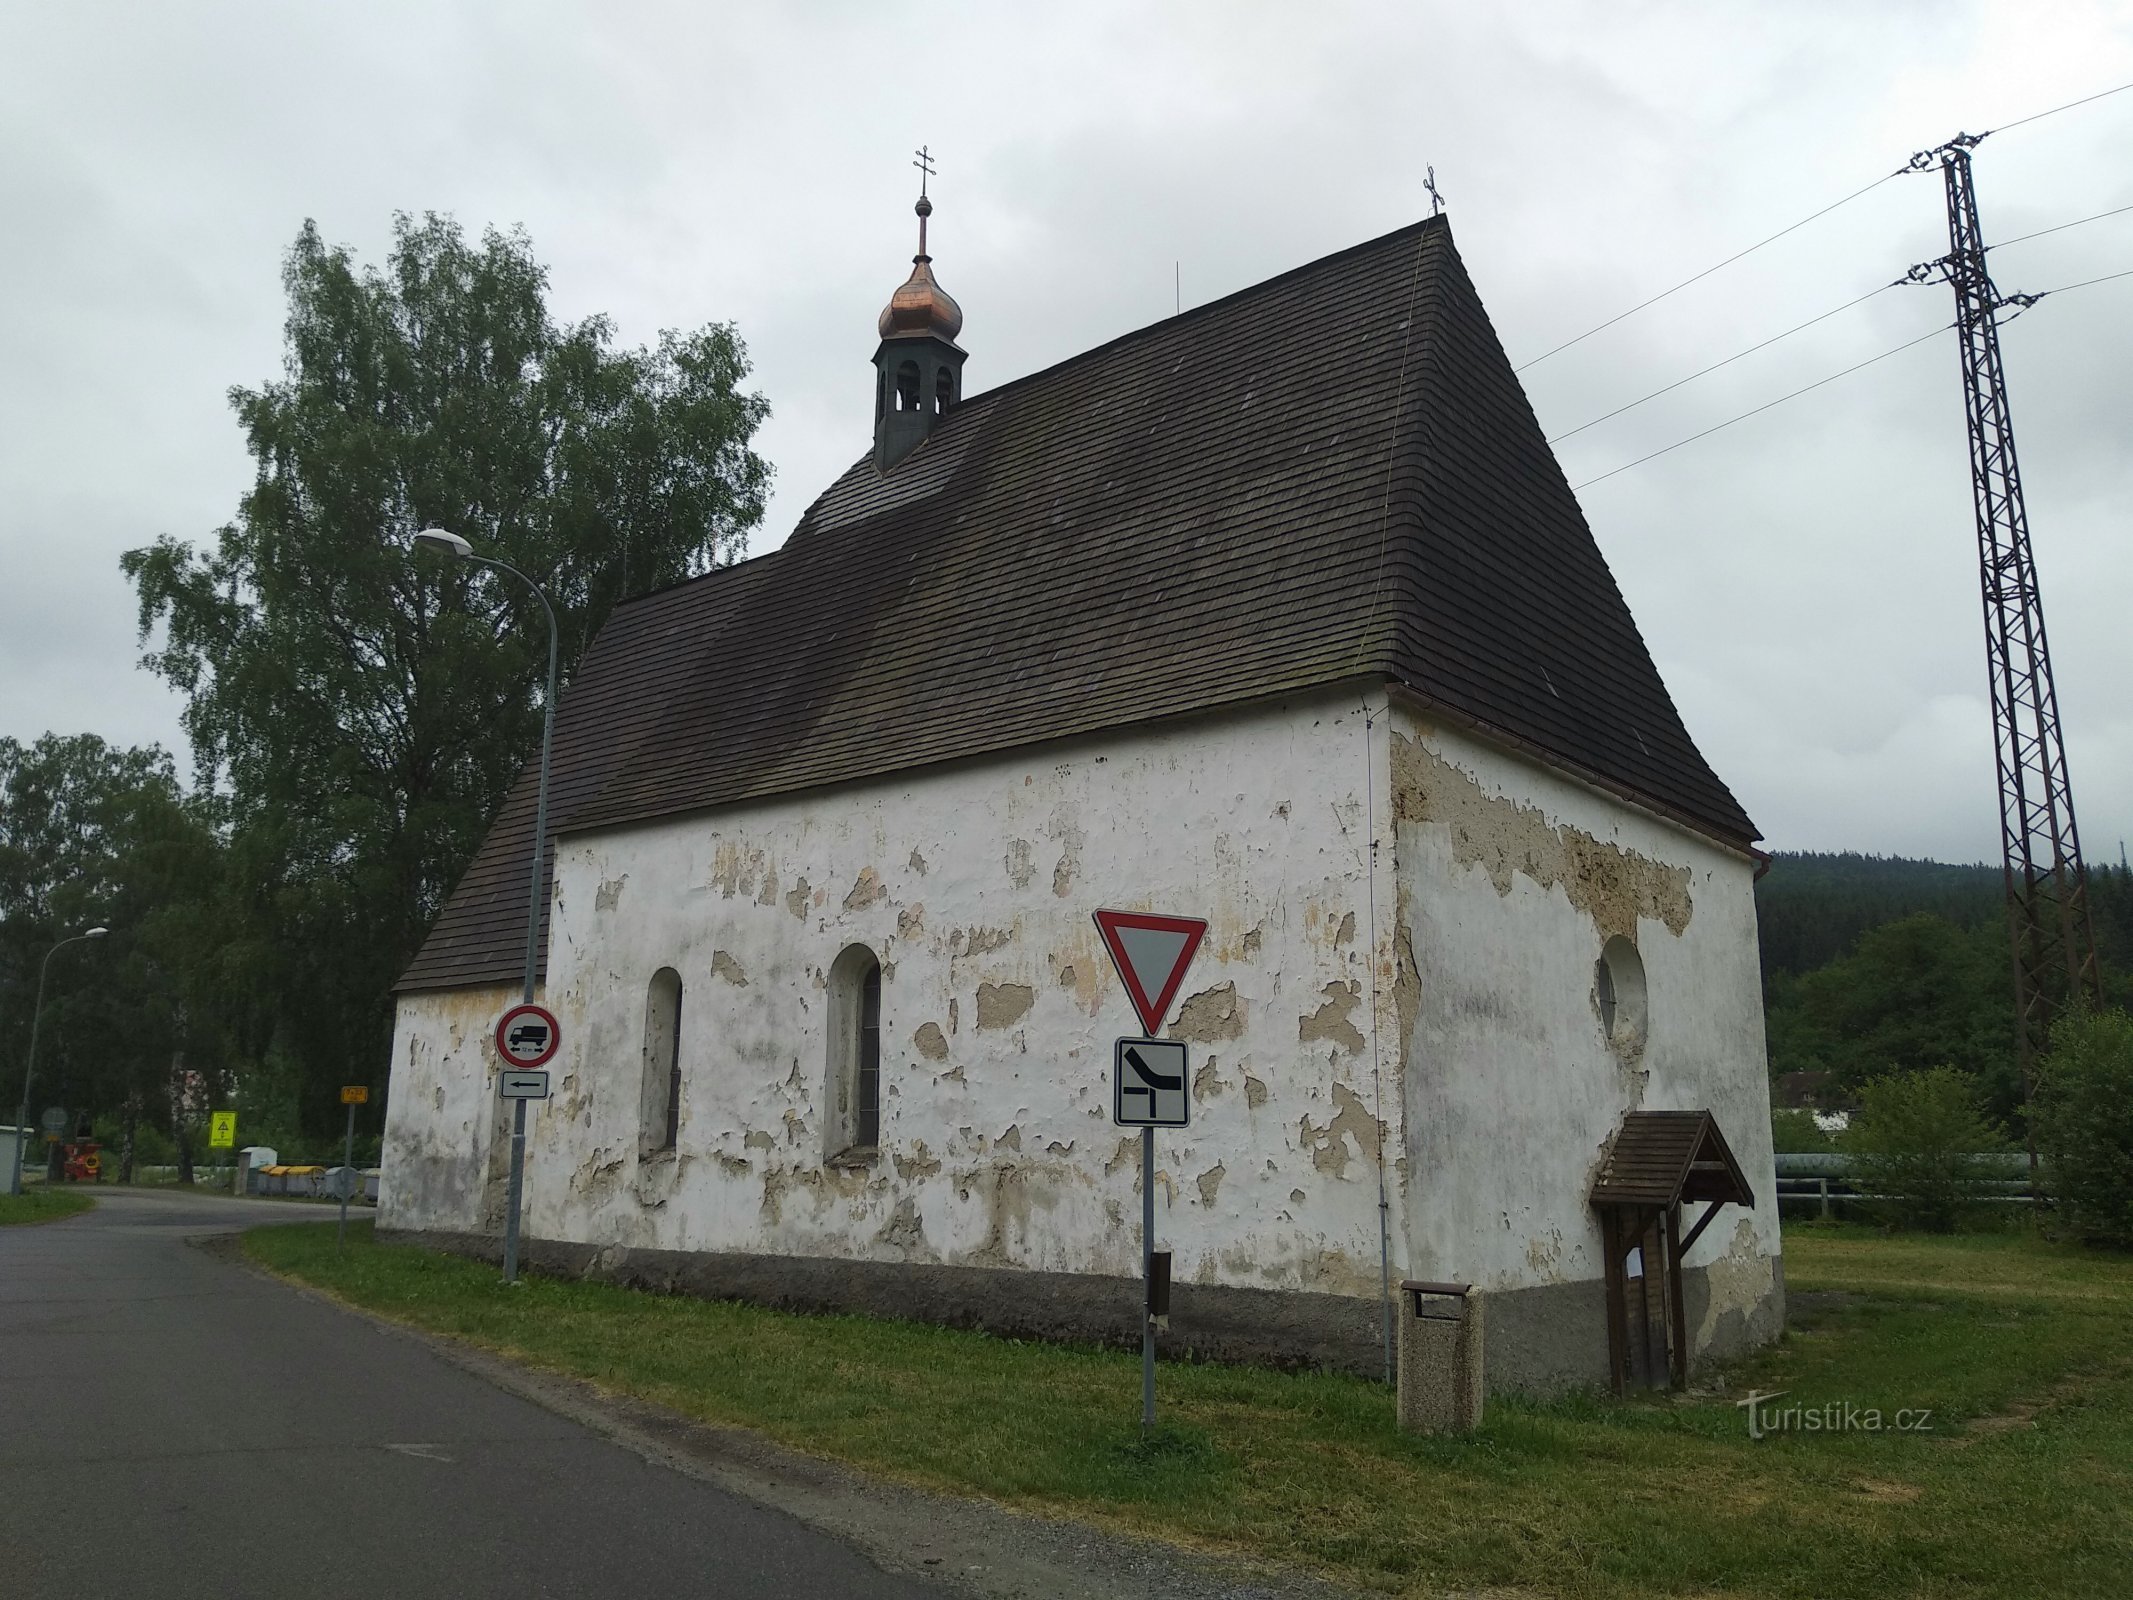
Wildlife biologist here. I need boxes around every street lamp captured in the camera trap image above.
[8,926,110,1197]
[412,528,556,1284]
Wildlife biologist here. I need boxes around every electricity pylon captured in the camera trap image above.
[1908,134,2101,1161]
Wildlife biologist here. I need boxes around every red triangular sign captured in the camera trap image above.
[1092,909,1208,1035]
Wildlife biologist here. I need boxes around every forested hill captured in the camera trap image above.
[1755,850,2133,983]
[1755,852,2004,977]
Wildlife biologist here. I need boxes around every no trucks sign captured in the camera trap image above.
[495,1002,560,1069]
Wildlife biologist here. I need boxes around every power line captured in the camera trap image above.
[1518,77,2133,378]
[1547,280,1901,444]
[1988,78,2133,136]
[1570,322,1951,491]
[2034,264,2133,296]
[1989,201,2133,252]
[1514,167,1909,373]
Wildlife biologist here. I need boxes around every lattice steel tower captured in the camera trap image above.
[1909,134,2101,1128]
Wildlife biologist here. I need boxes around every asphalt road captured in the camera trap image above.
[0,1189,948,1599]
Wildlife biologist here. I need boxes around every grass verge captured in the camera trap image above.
[246,1221,2133,1599]
[0,1189,94,1225]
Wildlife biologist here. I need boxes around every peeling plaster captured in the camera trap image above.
[1244,1071,1269,1109]
[976,982,1035,1030]
[843,867,886,911]
[1196,1162,1227,1205]
[909,848,928,875]
[1299,980,1366,1054]
[710,950,749,986]
[1169,982,1244,1042]
[783,878,812,920]
[1389,731,1693,940]
[1297,1082,1384,1178]
[595,876,627,911]
[913,1022,949,1060]
[1004,839,1035,889]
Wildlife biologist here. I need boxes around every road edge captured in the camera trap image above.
[205,1231,1368,1600]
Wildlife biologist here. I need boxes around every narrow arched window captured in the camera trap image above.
[826,944,882,1157]
[934,365,955,415]
[642,967,683,1153]
[895,360,921,413]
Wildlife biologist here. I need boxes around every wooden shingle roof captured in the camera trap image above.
[1589,1110,1755,1209]
[398,216,1757,994]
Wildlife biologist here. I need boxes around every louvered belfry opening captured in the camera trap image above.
[1589,1110,1754,1393]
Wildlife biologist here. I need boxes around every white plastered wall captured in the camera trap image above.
[379,981,521,1233]
[1389,703,1781,1352]
[385,690,1407,1298]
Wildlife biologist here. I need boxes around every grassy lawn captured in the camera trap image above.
[0,1189,94,1225]
[246,1221,2133,1599]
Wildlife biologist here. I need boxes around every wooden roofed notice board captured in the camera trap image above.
[1589,1109,1754,1393]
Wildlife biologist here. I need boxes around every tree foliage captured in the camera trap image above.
[1764,913,2021,1117]
[1850,1066,2008,1233]
[119,213,769,1136]
[0,735,227,1147]
[2034,1009,2133,1248]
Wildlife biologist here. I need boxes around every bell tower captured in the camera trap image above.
[874,147,965,471]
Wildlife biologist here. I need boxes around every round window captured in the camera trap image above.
[1595,936,1648,1056]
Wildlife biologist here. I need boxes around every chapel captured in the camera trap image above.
[381,188,1783,1393]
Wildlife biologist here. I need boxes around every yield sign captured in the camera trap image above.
[1092,909,1208,1035]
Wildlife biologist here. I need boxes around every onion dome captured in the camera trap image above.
[877,196,964,344]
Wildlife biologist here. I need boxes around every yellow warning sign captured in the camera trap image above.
[208,1111,237,1149]
[340,1085,369,1106]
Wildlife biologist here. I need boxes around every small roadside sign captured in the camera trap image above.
[495,1002,560,1069]
[1092,910,1208,1034]
[499,1070,551,1101]
[40,1107,66,1136]
[1113,1038,1190,1127]
[340,1085,369,1106]
[208,1111,237,1149]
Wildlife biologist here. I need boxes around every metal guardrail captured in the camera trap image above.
[1773,1152,2036,1218]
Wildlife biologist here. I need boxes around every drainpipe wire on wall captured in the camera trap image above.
[1362,692,1395,1387]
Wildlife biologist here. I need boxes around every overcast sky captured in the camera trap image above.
[4,1,2129,864]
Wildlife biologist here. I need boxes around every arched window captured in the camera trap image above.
[895,360,921,413]
[642,967,683,1153]
[1595,937,1648,1057]
[826,944,882,1156]
[934,365,955,415]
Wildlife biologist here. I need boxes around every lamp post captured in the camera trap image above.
[8,927,110,1197]
[412,528,556,1284]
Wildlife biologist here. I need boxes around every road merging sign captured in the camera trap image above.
[1092,910,1208,1035]
[208,1111,237,1149]
[1113,1038,1189,1128]
[499,1071,552,1101]
[495,1002,560,1069]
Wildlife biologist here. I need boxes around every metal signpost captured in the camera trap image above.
[1093,909,1208,1435]
[337,1086,368,1248]
[494,1001,560,1283]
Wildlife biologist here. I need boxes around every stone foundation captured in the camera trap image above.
[381,1228,1781,1394]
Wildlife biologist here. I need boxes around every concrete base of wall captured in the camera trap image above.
[381,1228,1781,1395]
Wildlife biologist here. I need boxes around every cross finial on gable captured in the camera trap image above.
[1424,164,1445,218]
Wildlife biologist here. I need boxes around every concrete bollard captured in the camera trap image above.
[1396,1280,1484,1434]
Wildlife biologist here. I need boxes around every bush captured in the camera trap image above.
[2033,1009,2133,1249]
[1849,1066,2007,1232]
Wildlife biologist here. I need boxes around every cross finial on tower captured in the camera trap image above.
[1424,165,1445,218]
[913,145,936,198]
